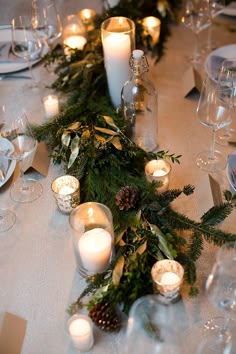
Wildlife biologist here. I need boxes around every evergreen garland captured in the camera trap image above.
[33,0,236,332]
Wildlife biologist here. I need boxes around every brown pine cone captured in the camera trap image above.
[89,300,122,332]
[115,185,139,211]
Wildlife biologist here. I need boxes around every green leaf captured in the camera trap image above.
[149,223,174,259]
[112,255,125,286]
[68,135,80,168]
[61,132,71,147]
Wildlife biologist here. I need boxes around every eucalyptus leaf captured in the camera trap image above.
[68,122,81,131]
[102,115,117,128]
[112,255,125,286]
[110,136,122,150]
[95,134,107,144]
[95,126,118,136]
[61,132,71,147]
[68,135,80,168]
[150,223,173,259]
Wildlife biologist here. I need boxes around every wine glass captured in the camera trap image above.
[205,0,225,51]
[123,295,183,353]
[215,58,236,146]
[181,0,211,64]
[196,77,233,172]
[196,243,236,353]
[1,104,43,203]
[31,0,62,58]
[11,15,43,90]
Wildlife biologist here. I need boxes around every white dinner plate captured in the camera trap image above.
[0,137,16,188]
[204,44,236,81]
[0,26,48,74]
[221,1,236,16]
[227,151,236,193]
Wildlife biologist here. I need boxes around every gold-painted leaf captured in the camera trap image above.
[110,136,122,150]
[68,122,81,131]
[95,134,106,144]
[95,126,118,136]
[81,130,90,139]
[115,230,126,245]
[136,241,147,255]
[112,255,125,286]
[61,132,71,147]
[102,115,116,127]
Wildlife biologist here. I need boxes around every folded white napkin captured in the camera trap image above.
[227,154,236,189]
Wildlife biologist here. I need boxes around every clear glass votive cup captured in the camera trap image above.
[101,16,135,108]
[67,314,94,352]
[151,259,184,304]
[51,175,80,214]
[69,202,114,277]
[145,159,172,193]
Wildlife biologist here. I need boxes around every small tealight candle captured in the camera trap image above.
[51,175,80,214]
[67,314,94,352]
[142,16,161,46]
[145,159,171,193]
[78,227,112,273]
[151,259,184,303]
[63,35,87,53]
[78,8,96,31]
[43,94,59,119]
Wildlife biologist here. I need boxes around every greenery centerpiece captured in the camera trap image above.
[34,0,236,332]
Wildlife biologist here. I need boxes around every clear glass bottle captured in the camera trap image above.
[121,49,158,152]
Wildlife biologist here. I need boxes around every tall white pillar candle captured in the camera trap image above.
[101,17,135,108]
[78,227,112,273]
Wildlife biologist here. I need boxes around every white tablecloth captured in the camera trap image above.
[0,2,236,353]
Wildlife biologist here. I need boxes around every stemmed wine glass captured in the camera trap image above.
[196,242,236,353]
[31,0,62,52]
[205,0,225,51]
[181,0,211,64]
[196,77,233,172]
[11,15,43,90]
[216,58,236,146]
[1,104,43,203]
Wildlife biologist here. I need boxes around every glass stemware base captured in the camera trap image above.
[10,178,43,203]
[0,209,16,232]
[216,128,236,146]
[196,150,226,172]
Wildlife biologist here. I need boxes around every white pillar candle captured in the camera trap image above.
[102,31,131,108]
[63,35,87,53]
[160,271,181,286]
[78,227,112,273]
[43,95,59,119]
[68,316,94,351]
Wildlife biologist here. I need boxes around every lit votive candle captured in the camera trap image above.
[63,35,87,55]
[145,159,171,193]
[51,175,80,214]
[43,94,59,119]
[151,259,184,303]
[67,314,94,352]
[142,16,161,46]
[78,8,96,31]
[78,227,112,273]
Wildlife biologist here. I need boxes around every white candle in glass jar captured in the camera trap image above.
[68,317,94,351]
[58,185,75,195]
[102,32,131,107]
[43,94,59,119]
[160,271,180,286]
[78,228,112,273]
[153,169,167,177]
[64,35,87,52]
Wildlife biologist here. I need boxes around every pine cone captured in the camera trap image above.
[115,186,139,211]
[89,300,122,332]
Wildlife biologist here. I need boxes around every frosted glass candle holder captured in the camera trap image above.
[51,175,80,214]
[151,259,184,303]
[67,314,94,352]
[63,14,87,55]
[145,159,171,193]
[101,16,135,108]
[69,202,114,277]
[142,16,161,46]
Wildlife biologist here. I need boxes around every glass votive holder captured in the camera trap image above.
[43,94,59,119]
[141,16,161,46]
[145,159,171,193]
[69,202,114,277]
[67,314,94,352]
[101,16,135,108]
[151,259,184,304]
[78,8,96,32]
[51,175,80,214]
[63,14,87,55]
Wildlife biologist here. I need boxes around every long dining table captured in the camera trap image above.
[0,1,236,353]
